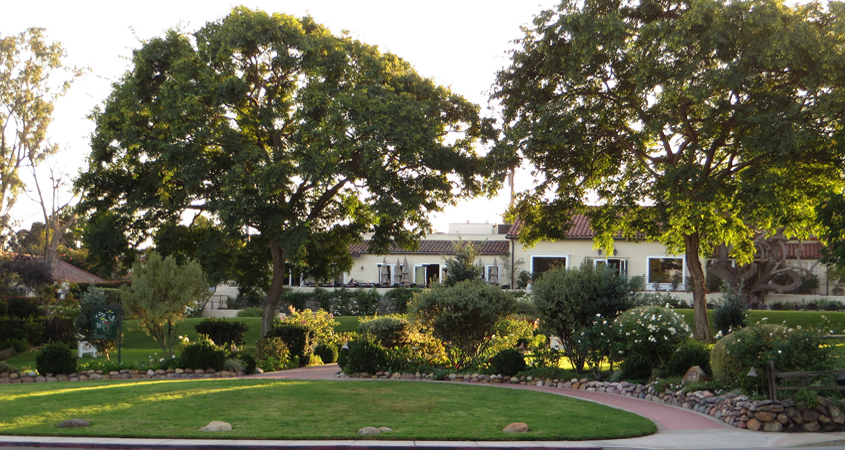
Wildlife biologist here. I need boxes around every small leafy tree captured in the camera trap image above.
[442,240,484,287]
[713,282,749,336]
[120,252,209,357]
[532,260,634,373]
[410,279,517,369]
[74,286,120,360]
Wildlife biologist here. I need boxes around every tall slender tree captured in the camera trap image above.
[76,8,493,335]
[0,28,81,245]
[493,0,845,340]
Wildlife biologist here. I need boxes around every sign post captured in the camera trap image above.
[92,305,123,364]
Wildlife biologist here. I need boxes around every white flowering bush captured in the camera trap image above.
[616,305,690,369]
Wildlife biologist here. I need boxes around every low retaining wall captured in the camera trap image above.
[0,367,244,384]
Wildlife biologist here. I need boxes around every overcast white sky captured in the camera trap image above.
[2,0,557,233]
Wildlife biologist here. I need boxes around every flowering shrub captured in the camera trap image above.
[577,315,619,379]
[710,322,832,394]
[255,336,292,372]
[279,307,338,344]
[616,305,690,369]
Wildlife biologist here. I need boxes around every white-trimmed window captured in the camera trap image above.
[531,255,568,276]
[593,258,628,276]
[414,264,441,286]
[647,257,685,290]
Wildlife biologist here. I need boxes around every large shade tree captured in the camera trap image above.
[493,0,845,340]
[76,8,491,335]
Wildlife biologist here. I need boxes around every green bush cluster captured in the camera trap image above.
[0,361,18,374]
[313,343,339,363]
[36,342,77,376]
[236,307,263,317]
[179,339,229,371]
[1,338,29,353]
[713,283,748,335]
[265,323,317,366]
[359,316,411,348]
[710,323,832,394]
[255,337,292,371]
[660,340,711,378]
[344,339,388,374]
[490,348,526,376]
[195,318,249,348]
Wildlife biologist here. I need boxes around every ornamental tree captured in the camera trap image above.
[119,252,209,357]
[493,0,845,340]
[76,8,492,335]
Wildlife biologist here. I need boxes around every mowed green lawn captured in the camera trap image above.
[674,309,845,335]
[0,379,656,441]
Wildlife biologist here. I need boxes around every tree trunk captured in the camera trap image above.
[684,233,713,341]
[261,242,287,336]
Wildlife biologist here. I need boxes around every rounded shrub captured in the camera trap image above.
[344,339,388,374]
[179,339,228,371]
[489,348,526,376]
[660,339,711,378]
[36,342,76,376]
[618,353,653,383]
[255,337,291,372]
[314,343,339,364]
[223,358,246,372]
[616,305,690,368]
[265,323,317,366]
[359,316,412,348]
[195,318,249,348]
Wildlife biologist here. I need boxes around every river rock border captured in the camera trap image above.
[342,371,845,433]
[0,367,244,384]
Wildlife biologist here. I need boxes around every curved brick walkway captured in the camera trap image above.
[248,364,724,431]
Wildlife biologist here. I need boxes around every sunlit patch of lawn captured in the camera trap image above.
[0,379,656,441]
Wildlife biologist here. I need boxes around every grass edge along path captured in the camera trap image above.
[0,378,656,441]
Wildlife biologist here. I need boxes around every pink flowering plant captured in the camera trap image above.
[616,305,690,369]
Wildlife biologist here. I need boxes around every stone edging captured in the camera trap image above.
[341,371,845,433]
[0,367,244,384]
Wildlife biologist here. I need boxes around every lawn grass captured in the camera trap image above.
[0,379,656,441]
[674,309,845,335]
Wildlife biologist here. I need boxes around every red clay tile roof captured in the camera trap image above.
[349,240,509,257]
[506,215,602,240]
[780,242,821,260]
[4,253,106,283]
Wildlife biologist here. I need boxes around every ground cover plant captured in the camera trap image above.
[0,379,656,440]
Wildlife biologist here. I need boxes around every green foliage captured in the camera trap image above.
[265,323,317,366]
[442,240,484,287]
[223,358,245,373]
[616,306,690,370]
[660,340,712,379]
[194,318,249,348]
[494,0,845,342]
[0,28,81,234]
[179,338,228,371]
[344,339,388,374]
[577,317,618,380]
[280,308,338,345]
[120,252,210,358]
[6,297,38,318]
[35,342,76,376]
[0,361,18,374]
[255,337,291,372]
[531,260,634,373]
[232,352,257,375]
[75,8,491,337]
[358,315,411,348]
[410,279,517,369]
[710,323,833,394]
[618,354,654,384]
[0,318,45,346]
[1,338,29,353]
[631,292,685,308]
[313,343,339,364]
[713,283,748,336]
[236,307,263,318]
[490,348,526,376]
[384,287,422,314]
[486,318,535,357]
[74,286,120,360]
